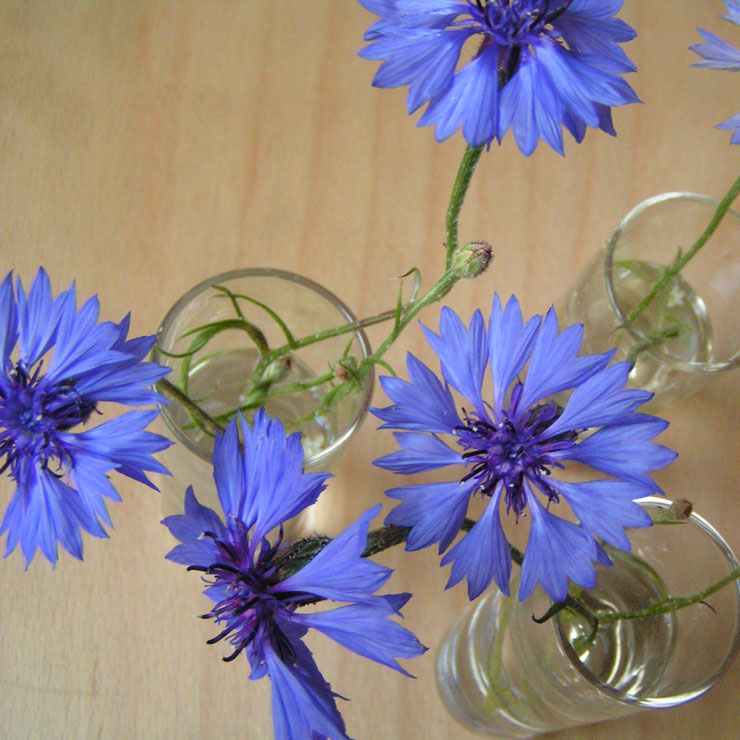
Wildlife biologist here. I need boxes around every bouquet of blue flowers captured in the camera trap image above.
[3,3,740,739]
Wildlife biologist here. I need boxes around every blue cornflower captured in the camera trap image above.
[162,409,426,740]
[356,0,639,153]
[373,295,676,602]
[0,268,171,566]
[691,1,740,143]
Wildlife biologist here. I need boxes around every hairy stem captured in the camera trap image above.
[627,172,740,324]
[446,144,485,269]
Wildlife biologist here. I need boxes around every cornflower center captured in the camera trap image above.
[0,361,97,478]
[454,384,577,519]
[471,0,573,41]
[190,525,305,664]
[466,1,573,90]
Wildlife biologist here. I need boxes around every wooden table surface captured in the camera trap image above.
[2,2,739,739]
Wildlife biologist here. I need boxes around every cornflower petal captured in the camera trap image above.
[293,599,427,677]
[67,459,122,528]
[518,307,613,414]
[356,0,389,16]
[373,431,462,474]
[373,353,459,433]
[361,28,473,113]
[717,112,740,143]
[236,410,331,544]
[374,295,675,601]
[273,505,390,602]
[537,43,640,112]
[552,422,677,491]
[544,362,651,435]
[0,272,18,367]
[356,0,638,150]
[360,0,463,38]
[45,292,123,382]
[1,464,107,566]
[498,44,566,156]
[691,5,740,143]
[384,479,476,553]
[519,490,598,602]
[0,269,171,565]
[554,0,637,72]
[723,0,740,26]
[546,478,653,550]
[163,414,424,740]
[265,644,350,740]
[161,488,226,567]
[691,28,740,70]
[421,307,488,414]
[418,44,500,146]
[62,410,171,480]
[440,483,511,599]
[213,414,246,519]
[488,294,540,420]
[70,316,168,405]
[73,362,168,405]
[16,268,66,366]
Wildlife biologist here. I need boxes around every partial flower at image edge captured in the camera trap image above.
[0,268,172,566]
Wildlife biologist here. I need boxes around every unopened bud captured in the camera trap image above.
[263,355,292,384]
[669,498,693,520]
[450,240,493,279]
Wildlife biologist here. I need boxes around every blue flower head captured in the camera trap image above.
[0,268,171,566]
[691,0,740,143]
[372,295,677,603]
[162,409,426,740]
[356,0,639,153]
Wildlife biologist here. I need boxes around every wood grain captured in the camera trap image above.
[1,2,739,739]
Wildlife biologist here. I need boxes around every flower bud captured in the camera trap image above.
[450,240,493,279]
[263,355,292,383]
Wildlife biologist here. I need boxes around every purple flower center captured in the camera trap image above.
[0,361,98,479]
[463,1,574,87]
[468,0,573,43]
[454,383,577,518]
[190,524,304,664]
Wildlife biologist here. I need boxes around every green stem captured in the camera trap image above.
[246,143,483,403]
[627,171,740,324]
[242,307,400,400]
[368,269,459,363]
[165,143,484,438]
[596,565,740,623]
[362,524,412,558]
[156,378,225,437]
[366,143,485,362]
[446,144,485,269]
[281,517,522,584]
[625,324,682,367]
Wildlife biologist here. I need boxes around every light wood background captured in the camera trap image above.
[2,2,739,739]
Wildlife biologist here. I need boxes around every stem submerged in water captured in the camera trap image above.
[156,377,225,437]
[160,141,486,434]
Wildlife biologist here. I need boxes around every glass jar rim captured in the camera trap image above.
[152,267,375,467]
[604,191,740,373]
[554,496,740,708]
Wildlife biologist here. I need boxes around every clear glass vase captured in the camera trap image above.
[436,498,740,738]
[153,268,374,518]
[561,193,740,407]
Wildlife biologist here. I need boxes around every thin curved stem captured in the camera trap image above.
[446,144,485,269]
[627,171,740,324]
[156,378,225,437]
[596,565,740,623]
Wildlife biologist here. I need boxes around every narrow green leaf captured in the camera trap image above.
[213,286,296,347]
